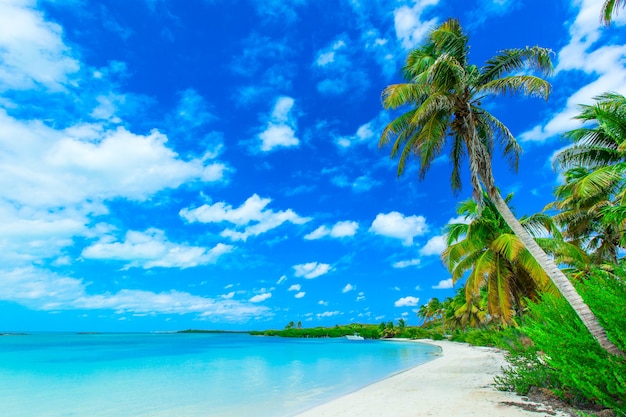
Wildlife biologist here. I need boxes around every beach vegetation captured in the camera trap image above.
[250,323,382,339]
[443,193,587,326]
[496,267,626,415]
[378,18,620,355]
[550,92,626,267]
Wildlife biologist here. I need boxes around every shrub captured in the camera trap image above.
[449,328,510,347]
[497,270,626,415]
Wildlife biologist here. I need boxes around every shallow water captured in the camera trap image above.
[0,333,439,417]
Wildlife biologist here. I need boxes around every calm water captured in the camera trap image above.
[0,333,439,417]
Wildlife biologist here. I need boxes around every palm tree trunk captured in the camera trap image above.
[490,190,623,356]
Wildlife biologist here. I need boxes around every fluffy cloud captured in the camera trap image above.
[392,259,421,269]
[304,221,359,240]
[520,0,626,143]
[288,284,301,291]
[419,235,447,256]
[0,0,80,91]
[394,296,420,307]
[393,0,439,50]
[293,262,332,279]
[257,96,299,151]
[0,114,226,208]
[0,266,268,320]
[180,194,310,241]
[342,283,355,293]
[81,228,233,269]
[369,211,428,245]
[294,291,306,299]
[317,311,341,318]
[249,292,272,303]
[432,278,454,289]
[336,122,375,148]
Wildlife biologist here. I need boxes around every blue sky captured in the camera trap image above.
[1,0,625,332]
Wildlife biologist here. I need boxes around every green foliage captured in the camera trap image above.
[429,332,445,341]
[497,271,626,415]
[449,328,507,347]
[249,323,382,339]
[397,327,431,339]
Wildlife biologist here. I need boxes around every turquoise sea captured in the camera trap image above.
[0,333,439,417]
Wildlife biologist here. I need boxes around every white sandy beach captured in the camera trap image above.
[294,340,569,417]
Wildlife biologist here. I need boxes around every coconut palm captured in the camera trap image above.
[453,292,490,329]
[379,19,622,355]
[602,0,625,25]
[547,168,624,264]
[442,287,490,329]
[417,304,429,324]
[551,93,626,264]
[443,194,586,325]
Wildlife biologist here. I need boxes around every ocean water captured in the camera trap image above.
[0,333,439,417]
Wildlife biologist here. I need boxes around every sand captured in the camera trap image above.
[294,339,569,417]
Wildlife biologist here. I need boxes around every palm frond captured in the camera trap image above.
[480,75,551,100]
[478,46,554,84]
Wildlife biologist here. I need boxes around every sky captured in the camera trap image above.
[1,0,625,332]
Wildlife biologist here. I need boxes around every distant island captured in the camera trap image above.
[176,329,249,334]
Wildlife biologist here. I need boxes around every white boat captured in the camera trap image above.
[345,334,365,340]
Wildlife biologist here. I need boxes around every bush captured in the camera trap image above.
[449,328,510,347]
[497,271,626,415]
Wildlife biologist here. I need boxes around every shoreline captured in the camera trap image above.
[293,339,570,417]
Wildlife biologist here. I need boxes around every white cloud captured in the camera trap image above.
[419,235,447,256]
[0,114,227,209]
[294,291,306,299]
[342,283,354,293]
[317,311,341,318]
[293,262,332,279]
[81,228,233,269]
[393,0,439,50]
[315,39,347,67]
[369,211,428,245]
[520,0,626,143]
[0,0,80,91]
[318,300,329,306]
[448,215,471,225]
[392,259,421,268]
[288,284,301,291]
[180,194,310,241]
[304,220,359,240]
[249,292,272,303]
[394,296,420,307]
[257,96,299,151]
[221,291,235,299]
[432,278,453,289]
[0,266,268,320]
[336,122,375,148]
[276,275,287,284]
[356,291,365,301]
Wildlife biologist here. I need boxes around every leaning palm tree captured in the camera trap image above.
[602,0,625,25]
[379,18,622,355]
